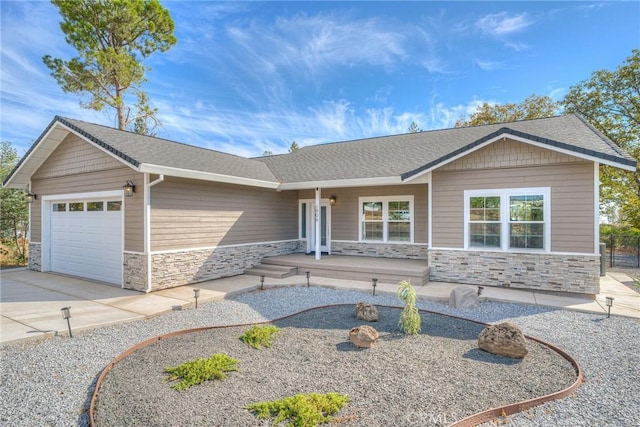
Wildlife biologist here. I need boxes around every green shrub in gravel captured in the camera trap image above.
[164,353,238,391]
[398,280,421,335]
[240,325,280,349]
[245,392,349,427]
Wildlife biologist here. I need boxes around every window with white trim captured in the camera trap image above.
[464,188,550,251]
[359,196,413,243]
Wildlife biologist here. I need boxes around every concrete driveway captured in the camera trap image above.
[0,269,255,343]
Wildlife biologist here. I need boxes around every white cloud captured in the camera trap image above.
[476,12,532,36]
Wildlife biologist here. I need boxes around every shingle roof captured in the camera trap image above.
[4,114,636,190]
[257,114,637,183]
[57,117,279,183]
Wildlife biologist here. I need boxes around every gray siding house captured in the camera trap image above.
[4,115,636,295]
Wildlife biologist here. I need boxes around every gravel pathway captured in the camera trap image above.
[1,285,639,426]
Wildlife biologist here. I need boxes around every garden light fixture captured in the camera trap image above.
[605,296,614,318]
[260,275,265,290]
[477,286,484,296]
[305,271,310,288]
[60,306,72,338]
[193,288,200,309]
[372,278,378,296]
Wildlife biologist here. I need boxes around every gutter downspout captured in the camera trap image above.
[145,173,164,293]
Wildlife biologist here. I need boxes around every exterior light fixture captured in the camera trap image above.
[329,195,337,205]
[61,306,72,338]
[25,192,36,203]
[306,271,310,288]
[260,275,265,290]
[372,278,378,296]
[123,180,136,197]
[477,286,484,297]
[193,288,200,309]
[605,296,614,318]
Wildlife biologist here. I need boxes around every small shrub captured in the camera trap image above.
[397,280,421,335]
[240,325,280,349]
[245,392,349,426]
[164,353,238,391]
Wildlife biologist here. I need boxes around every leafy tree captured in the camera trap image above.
[289,141,299,152]
[43,0,177,133]
[563,49,640,228]
[408,121,421,133]
[0,142,29,265]
[262,150,274,156]
[455,94,560,127]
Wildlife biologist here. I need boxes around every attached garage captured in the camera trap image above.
[43,192,124,285]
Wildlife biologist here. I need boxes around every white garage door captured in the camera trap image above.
[50,198,123,285]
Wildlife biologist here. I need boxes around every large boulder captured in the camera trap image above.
[349,325,379,349]
[449,286,479,308]
[478,322,528,359]
[356,302,378,322]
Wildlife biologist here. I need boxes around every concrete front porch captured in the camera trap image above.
[245,253,430,285]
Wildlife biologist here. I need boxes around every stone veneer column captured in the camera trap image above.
[428,249,600,295]
[28,242,41,271]
[123,252,149,292]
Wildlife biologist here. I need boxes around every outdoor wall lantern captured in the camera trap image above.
[60,306,72,338]
[25,192,36,203]
[329,195,337,205]
[372,278,378,296]
[260,275,265,290]
[477,286,484,297]
[306,271,310,288]
[605,296,614,318]
[123,180,136,197]
[193,288,200,309]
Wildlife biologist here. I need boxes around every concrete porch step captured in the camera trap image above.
[261,254,429,286]
[245,264,298,279]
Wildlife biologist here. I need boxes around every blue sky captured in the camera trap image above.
[1,1,638,158]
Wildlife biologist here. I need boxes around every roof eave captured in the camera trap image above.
[278,176,402,190]
[139,164,281,189]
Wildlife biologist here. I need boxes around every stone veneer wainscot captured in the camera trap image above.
[428,249,600,295]
[331,241,428,259]
[147,240,303,291]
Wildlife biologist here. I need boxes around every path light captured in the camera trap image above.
[193,288,200,309]
[605,296,614,318]
[477,286,484,297]
[61,307,72,338]
[260,275,265,290]
[306,271,310,288]
[372,278,378,296]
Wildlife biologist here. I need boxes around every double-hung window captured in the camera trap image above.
[464,188,550,251]
[360,196,413,243]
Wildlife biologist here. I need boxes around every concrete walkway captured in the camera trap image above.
[1,268,638,344]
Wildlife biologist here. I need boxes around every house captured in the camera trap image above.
[3,115,636,295]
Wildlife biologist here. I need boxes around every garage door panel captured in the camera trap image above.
[49,198,123,285]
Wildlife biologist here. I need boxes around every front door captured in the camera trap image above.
[308,202,331,254]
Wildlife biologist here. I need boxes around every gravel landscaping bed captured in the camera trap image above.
[93,306,576,426]
[1,285,639,426]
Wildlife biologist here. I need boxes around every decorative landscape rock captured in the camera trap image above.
[478,322,528,359]
[449,286,479,308]
[356,302,378,322]
[349,325,379,349]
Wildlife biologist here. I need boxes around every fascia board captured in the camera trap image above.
[278,176,402,190]
[139,163,280,189]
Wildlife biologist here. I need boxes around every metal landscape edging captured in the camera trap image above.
[89,303,584,427]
